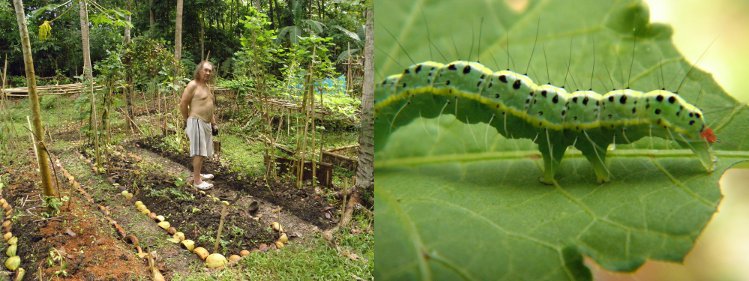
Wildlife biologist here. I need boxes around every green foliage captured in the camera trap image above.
[298,36,337,80]
[233,6,280,87]
[375,0,749,280]
[43,196,69,218]
[1,0,365,87]
[0,1,19,67]
[40,95,62,110]
[279,19,325,45]
[47,248,69,277]
[216,78,254,93]
[316,90,360,124]
[87,5,132,29]
[147,186,194,203]
[8,76,26,87]
[122,36,181,92]
[154,134,186,155]
[276,36,357,124]
[95,48,126,86]
[196,231,230,254]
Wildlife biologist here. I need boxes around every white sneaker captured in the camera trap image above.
[201,174,215,180]
[194,181,214,190]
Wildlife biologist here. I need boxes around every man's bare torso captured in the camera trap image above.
[189,83,214,122]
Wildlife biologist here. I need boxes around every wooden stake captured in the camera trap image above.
[1,54,7,110]
[214,202,228,253]
[26,116,38,160]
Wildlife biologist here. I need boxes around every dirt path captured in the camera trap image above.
[53,143,200,279]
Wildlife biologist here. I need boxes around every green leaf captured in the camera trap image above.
[374,0,749,280]
[334,25,361,42]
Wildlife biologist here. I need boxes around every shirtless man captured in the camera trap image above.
[179,61,217,190]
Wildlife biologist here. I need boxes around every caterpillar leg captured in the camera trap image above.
[575,131,611,184]
[677,139,716,173]
[536,130,569,185]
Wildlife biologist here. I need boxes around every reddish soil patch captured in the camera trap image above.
[1,156,148,280]
[136,137,338,230]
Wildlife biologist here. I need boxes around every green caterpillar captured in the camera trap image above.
[375,60,717,184]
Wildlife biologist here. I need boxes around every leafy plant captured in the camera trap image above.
[47,248,68,277]
[375,0,749,280]
[174,176,186,188]
[197,231,230,253]
[43,196,69,218]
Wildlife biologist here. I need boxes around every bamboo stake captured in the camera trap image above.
[297,47,316,188]
[1,54,6,111]
[90,81,101,171]
[310,83,317,185]
[346,42,352,97]
[26,116,38,159]
[12,0,54,197]
[214,202,228,253]
[1,54,15,141]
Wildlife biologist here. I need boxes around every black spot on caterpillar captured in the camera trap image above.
[375,60,717,184]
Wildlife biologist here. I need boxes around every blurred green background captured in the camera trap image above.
[591,0,749,280]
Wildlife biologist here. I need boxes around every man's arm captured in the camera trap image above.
[210,88,217,126]
[179,81,196,120]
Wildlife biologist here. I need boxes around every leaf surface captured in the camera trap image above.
[374,0,749,280]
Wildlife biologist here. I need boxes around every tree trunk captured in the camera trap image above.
[79,0,99,169]
[12,0,56,197]
[199,12,205,59]
[354,6,373,197]
[124,0,134,131]
[79,0,92,80]
[124,0,131,43]
[149,0,155,32]
[175,0,183,71]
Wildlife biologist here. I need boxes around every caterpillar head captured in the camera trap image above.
[642,90,716,172]
[642,90,714,144]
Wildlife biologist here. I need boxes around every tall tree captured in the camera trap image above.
[124,0,132,43]
[79,0,92,80]
[323,6,372,239]
[175,0,183,66]
[79,0,100,168]
[354,5,373,206]
[12,0,55,197]
[124,0,135,131]
[149,0,155,32]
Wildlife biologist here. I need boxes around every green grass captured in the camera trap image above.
[174,230,374,281]
[218,133,267,178]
